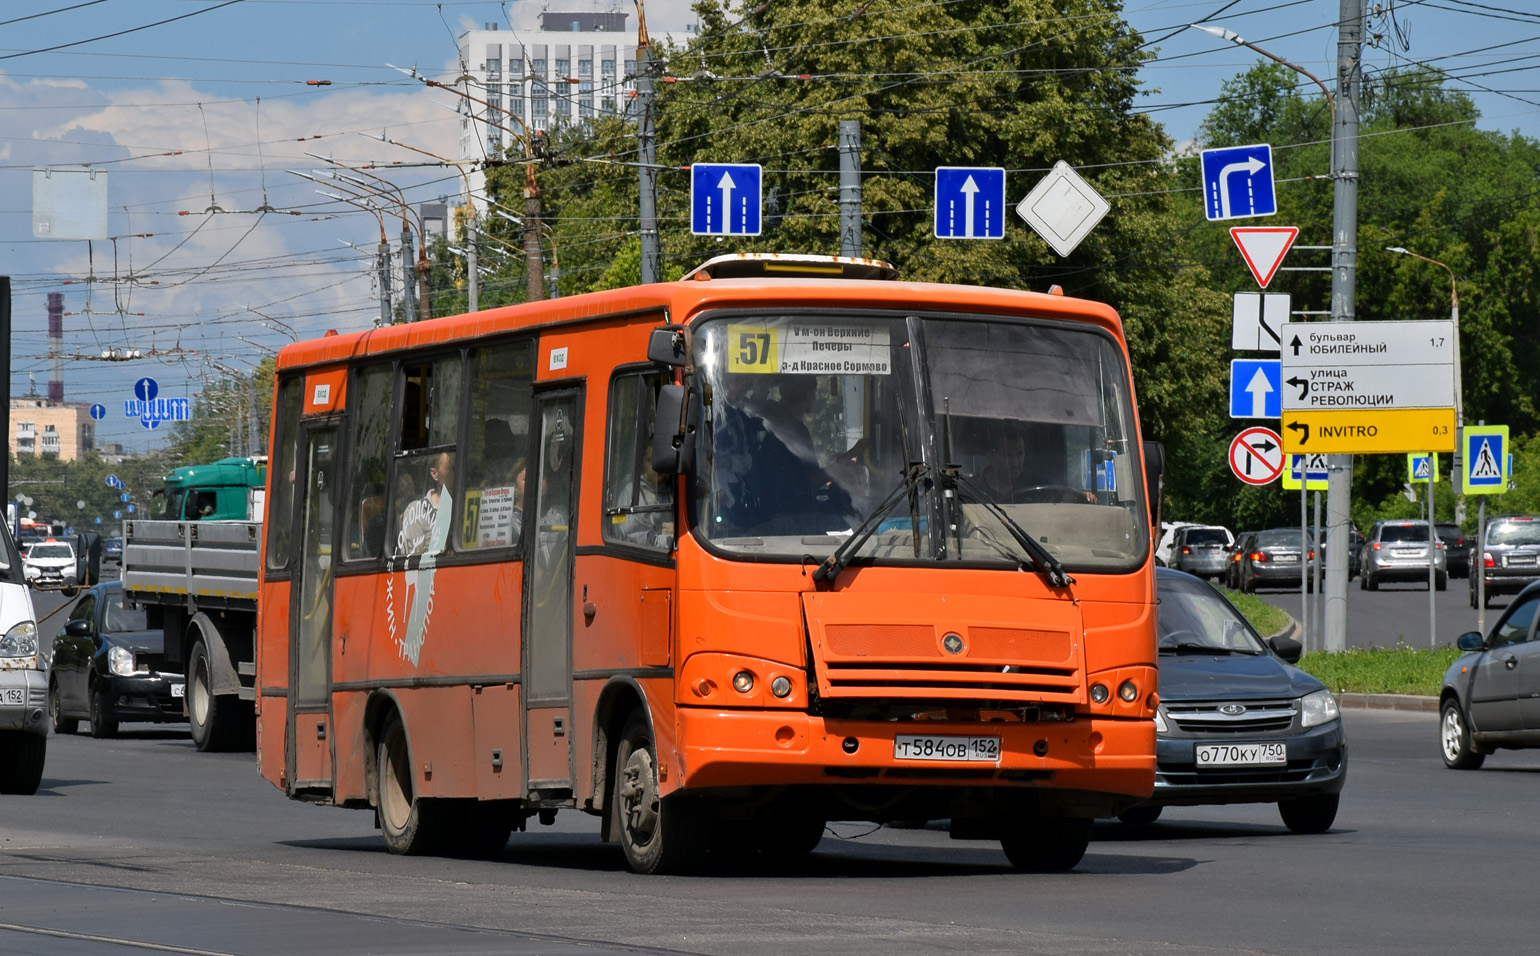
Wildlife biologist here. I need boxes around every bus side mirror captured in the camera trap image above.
[651,384,696,476]
[1142,441,1165,534]
[648,326,689,367]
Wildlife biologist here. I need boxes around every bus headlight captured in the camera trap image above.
[732,670,754,694]
[1118,680,1139,702]
[1089,683,1110,704]
[770,676,792,698]
[1300,689,1340,728]
[108,645,137,677]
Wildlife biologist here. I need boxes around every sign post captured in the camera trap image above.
[1462,424,1511,629]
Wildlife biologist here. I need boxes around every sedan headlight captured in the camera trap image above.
[108,645,137,677]
[1153,710,1169,734]
[1300,689,1340,728]
[0,621,39,657]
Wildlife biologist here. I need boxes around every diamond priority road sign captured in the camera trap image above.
[1015,161,1109,256]
[1278,320,1456,455]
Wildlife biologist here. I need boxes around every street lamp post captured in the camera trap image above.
[1387,245,1469,631]
[1191,9,1365,654]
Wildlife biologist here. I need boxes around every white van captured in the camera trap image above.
[0,521,46,795]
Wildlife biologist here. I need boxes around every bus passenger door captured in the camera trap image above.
[288,423,338,795]
[523,392,579,796]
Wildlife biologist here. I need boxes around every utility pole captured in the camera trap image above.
[838,120,862,258]
[378,238,393,325]
[401,222,418,323]
[466,209,478,312]
[636,20,660,284]
[524,166,545,301]
[1323,0,1364,653]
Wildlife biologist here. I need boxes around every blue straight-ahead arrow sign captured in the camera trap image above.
[934,166,1006,239]
[691,163,762,236]
[1230,358,1282,418]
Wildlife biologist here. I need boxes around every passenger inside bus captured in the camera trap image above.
[396,451,454,556]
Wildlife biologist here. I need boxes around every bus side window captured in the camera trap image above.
[345,363,393,561]
[456,340,535,552]
[265,375,305,573]
[389,354,462,559]
[603,369,674,550]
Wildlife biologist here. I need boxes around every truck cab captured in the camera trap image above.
[157,457,267,521]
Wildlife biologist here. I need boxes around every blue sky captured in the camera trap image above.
[3,0,1532,454]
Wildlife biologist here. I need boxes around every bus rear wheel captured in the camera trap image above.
[0,731,46,795]
[1000,816,1091,872]
[613,712,711,874]
[375,716,448,855]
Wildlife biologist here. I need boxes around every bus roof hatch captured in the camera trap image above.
[682,253,898,282]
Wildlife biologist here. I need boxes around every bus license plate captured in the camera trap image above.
[1195,742,1287,766]
[893,735,1000,762]
[171,683,186,698]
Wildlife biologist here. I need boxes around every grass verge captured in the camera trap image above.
[1220,585,1459,696]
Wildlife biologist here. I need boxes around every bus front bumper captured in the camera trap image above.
[673,708,1154,804]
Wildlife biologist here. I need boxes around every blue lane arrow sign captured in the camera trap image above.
[691,163,762,236]
[1230,358,1282,418]
[89,403,106,420]
[1200,144,1276,221]
[934,166,1006,239]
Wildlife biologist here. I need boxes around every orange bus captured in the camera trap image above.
[256,254,1162,873]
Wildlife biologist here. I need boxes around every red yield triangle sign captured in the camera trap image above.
[1230,226,1298,288]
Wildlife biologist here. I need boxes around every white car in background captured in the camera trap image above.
[22,540,77,594]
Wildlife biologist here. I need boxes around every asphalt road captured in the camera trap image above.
[2,709,1538,956]
[1247,569,1497,651]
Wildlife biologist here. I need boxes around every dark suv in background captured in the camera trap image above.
[1471,515,1540,608]
[1435,523,1470,578]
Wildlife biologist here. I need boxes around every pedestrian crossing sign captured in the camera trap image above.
[1462,425,1509,495]
[1407,453,1438,485]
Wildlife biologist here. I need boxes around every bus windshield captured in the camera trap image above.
[692,312,1146,572]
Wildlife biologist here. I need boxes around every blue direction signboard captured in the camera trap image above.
[691,163,762,236]
[105,475,122,489]
[1201,143,1276,221]
[934,166,1006,239]
[1229,358,1282,418]
[125,376,190,430]
[89,403,106,420]
[1462,425,1509,495]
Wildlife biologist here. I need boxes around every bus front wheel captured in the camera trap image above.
[1000,815,1091,872]
[613,711,711,874]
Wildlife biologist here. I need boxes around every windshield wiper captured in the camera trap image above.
[813,462,930,585]
[951,476,1074,589]
[1160,642,1257,655]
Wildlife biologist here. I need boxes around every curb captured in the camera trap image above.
[1265,619,1439,713]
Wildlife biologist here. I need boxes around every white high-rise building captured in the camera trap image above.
[457,11,638,166]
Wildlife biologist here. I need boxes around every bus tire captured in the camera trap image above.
[188,639,246,752]
[374,716,447,855]
[613,711,711,874]
[1000,816,1091,872]
[0,731,46,795]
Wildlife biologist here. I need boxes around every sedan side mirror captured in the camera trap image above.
[1456,631,1486,652]
[64,618,92,638]
[1268,635,1303,664]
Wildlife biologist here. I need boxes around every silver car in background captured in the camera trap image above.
[1360,520,1445,591]
[1168,525,1234,580]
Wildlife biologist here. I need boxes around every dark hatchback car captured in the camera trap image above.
[1435,523,1470,578]
[1440,580,1540,769]
[48,581,185,738]
[1118,569,1346,832]
[1470,515,1540,609]
[1236,528,1315,593]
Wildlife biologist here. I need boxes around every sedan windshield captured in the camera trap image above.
[691,311,1146,572]
[1489,521,1540,547]
[1157,576,1264,654]
[28,544,72,560]
[1380,524,1430,544]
